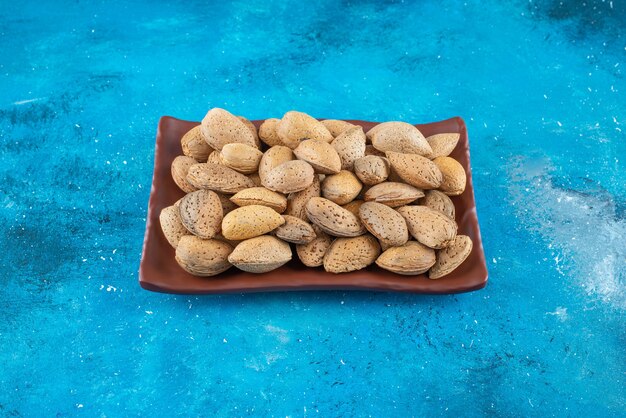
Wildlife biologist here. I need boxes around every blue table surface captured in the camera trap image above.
[1,0,624,416]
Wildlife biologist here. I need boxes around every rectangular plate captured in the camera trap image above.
[139,116,488,294]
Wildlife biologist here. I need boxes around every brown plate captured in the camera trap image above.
[139,116,488,294]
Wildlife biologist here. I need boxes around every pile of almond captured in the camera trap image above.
[160,108,473,279]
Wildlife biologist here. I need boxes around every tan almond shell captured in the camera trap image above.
[429,235,473,279]
[179,190,223,239]
[364,182,424,207]
[181,125,212,162]
[200,108,257,151]
[323,235,381,273]
[258,145,294,184]
[262,160,315,194]
[230,187,288,213]
[421,190,455,220]
[293,139,342,174]
[370,122,432,156]
[221,205,285,241]
[217,192,239,214]
[342,200,365,216]
[331,126,366,171]
[296,224,333,267]
[159,205,189,248]
[354,155,390,186]
[277,111,333,148]
[433,156,467,196]
[237,116,261,149]
[219,143,263,174]
[248,172,262,187]
[285,175,321,220]
[186,163,255,194]
[364,144,385,157]
[305,197,366,237]
[386,151,442,189]
[425,133,460,159]
[258,118,283,147]
[175,236,233,276]
[206,150,223,165]
[397,205,457,249]
[228,235,292,273]
[274,215,317,244]
[321,170,363,205]
[171,155,199,193]
[321,119,357,137]
[358,201,409,247]
[376,241,436,275]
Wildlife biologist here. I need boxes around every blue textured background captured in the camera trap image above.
[1,0,625,416]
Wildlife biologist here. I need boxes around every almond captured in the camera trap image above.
[206,150,223,165]
[181,125,212,162]
[277,111,333,148]
[296,224,333,267]
[331,126,366,170]
[175,236,233,276]
[237,116,261,148]
[364,144,385,157]
[262,160,315,193]
[323,235,381,273]
[186,163,255,193]
[386,151,442,189]
[305,197,366,237]
[219,143,263,174]
[421,190,455,220]
[354,155,390,186]
[429,235,473,279]
[293,139,342,174]
[397,205,457,249]
[274,215,316,244]
[159,205,189,248]
[221,205,285,241]
[426,133,460,159]
[321,119,356,137]
[217,192,238,214]
[433,156,466,196]
[179,189,223,239]
[200,108,257,150]
[171,155,199,193]
[259,118,283,147]
[258,145,294,184]
[342,200,364,216]
[284,175,321,219]
[248,172,262,187]
[358,202,409,247]
[230,187,288,213]
[370,122,432,156]
[228,235,292,273]
[321,170,362,205]
[364,182,424,207]
[376,241,436,275]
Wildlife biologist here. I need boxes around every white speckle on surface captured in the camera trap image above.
[547,307,569,321]
[556,121,562,127]
[13,97,45,105]
[223,338,228,343]
[145,310,153,315]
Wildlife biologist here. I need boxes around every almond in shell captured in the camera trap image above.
[186,163,255,193]
[206,150,223,165]
[179,189,223,239]
[386,151,442,189]
[426,133,460,159]
[217,192,238,214]
[376,241,436,275]
[421,190,455,220]
[175,236,233,276]
[181,125,212,162]
[171,155,199,193]
[200,108,257,150]
[258,145,294,184]
[321,170,362,205]
[293,139,342,174]
[323,235,381,273]
[342,200,364,216]
[262,160,315,194]
[274,215,316,244]
[433,156,466,196]
[358,201,409,247]
[259,118,283,147]
[331,126,366,170]
[364,144,385,157]
[370,122,432,156]
[159,205,189,248]
[285,175,321,220]
[354,155,390,186]
[237,116,261,148]
[305,197,366,237]
[228,235,292,273]
[277,111,333,148]
[429,235,473,279]
[296,224,332,267]
[221,205,285,241]
[364,182,424,207]
[321,119,356,137]
[219,143,263,174]
[230,187,288,213]
[397,205,457,249]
